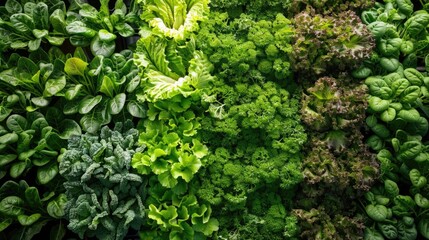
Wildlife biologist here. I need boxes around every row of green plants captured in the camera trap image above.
[1,0,429,239]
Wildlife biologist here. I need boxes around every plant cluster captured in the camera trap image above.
[291,8,375,80]
[59,121,146,240]
[357,1,429,240]
[3,0,429,239]
[295,76,379,239]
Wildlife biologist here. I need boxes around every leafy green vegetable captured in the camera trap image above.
[138,0,209,41]
[0,0,68,52]
[66,0,141,57]
[59,121,146,240]
[0,180,66,239]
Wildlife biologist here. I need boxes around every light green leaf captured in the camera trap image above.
[366,204,389,222]
[100,75,115,97]
[64,57,88,77]
[369,96,390,112]
[6,0,22,14]
[47,194,66,218]
[409,169,427,188]
[385,179,399,198]
[18,213,41,226]
[381,108,396,122]
[404,68,424,86]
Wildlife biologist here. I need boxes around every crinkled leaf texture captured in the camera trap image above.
[59,121,147,240]
[139,0,210,41]
[134,34,214,102]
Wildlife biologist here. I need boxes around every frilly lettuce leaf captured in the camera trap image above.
[139,0,209,41]
[134,34,214,102]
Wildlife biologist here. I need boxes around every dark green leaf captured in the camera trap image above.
[78,95,103,114]
[49,222,66,240]
[58,119,81,139]
[33,2,48,30]
[385,179,399,198]
[50,9,66,34]
[6,114,27,133]
[47,194,66,218]
[0,154,17,167]
[404,13,429,38]
[80,113,102,134]
[24,187,42,209]
[418,217,429,239]
[0,133,19,144]
[10,13,34,32]
[37,161,58,184]
[378,223,398,239]
[109,93,126,115]
[0,196,24,216]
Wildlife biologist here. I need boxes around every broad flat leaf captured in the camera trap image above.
[64,57,88,77]
[47,194,66,218]
[37,161,58,184]
[9,162,27,178]
[109,93,126,115]
[90,36,115,57]
[366,204,388,222]
[0,154,17,167]
[24,187,42,209]
[404,13,429,38]
[100,75,115,97]
[33,2,49,30]
[10,13,34,32]
[418,217,429,239]
[66,21,96,37]
[65,84,83,100]
[0,133,19,144]
[58,120,81,139]
[18,213,41,226]
[6,114,27,133]
[0,196,24,216]
[127,101,146,118]
[78,95,102,114]
[5,0,22,14]
[50,9,66,33]
[44,75,66,97]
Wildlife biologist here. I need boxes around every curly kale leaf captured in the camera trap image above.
[59,121,146,240]
[196,12,294,82]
